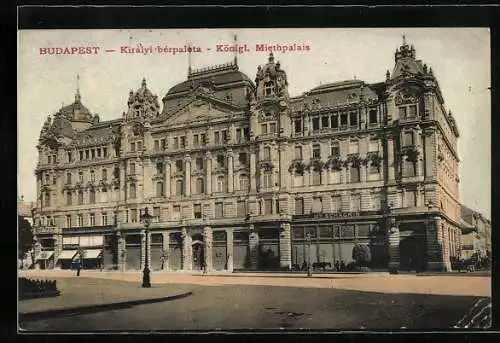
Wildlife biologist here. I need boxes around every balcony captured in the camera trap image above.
[34,225,58,235]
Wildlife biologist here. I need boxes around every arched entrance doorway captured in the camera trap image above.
[191,233,205,271]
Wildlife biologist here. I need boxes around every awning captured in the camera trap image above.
[82,249,103,259]
[36,251,54,260]
[57,250,78,260]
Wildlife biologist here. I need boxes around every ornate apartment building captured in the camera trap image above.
[32,38,464,272]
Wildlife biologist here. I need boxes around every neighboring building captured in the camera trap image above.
[32,38,464,272]
[18,195,34,225]
[460,205,491,260]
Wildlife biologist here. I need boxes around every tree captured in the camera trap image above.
[18,216,34,267]
[352,244,371,267]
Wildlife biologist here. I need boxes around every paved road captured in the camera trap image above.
[18,276,486,331]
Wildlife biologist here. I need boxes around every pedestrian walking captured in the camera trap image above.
[76,260,82,277]
[202,261,207,275]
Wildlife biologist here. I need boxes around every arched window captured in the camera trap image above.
[78,171,84,183]
[90,170,95,182]
[89,189,96,204]
[239,174,249,191]
[350,165,360,183]
[196,178,204,194]
[176,179,184,196]
[156,182,164,197]
[129,183,136,199]
[78,190,84,204]
[66,191,72,206]
[66,173,72,185]
[101,168,107,181]
[217,175,226,193]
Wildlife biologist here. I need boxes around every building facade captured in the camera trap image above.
[32,39,464,272]
[460,205,491,260]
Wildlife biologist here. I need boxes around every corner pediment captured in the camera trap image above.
[164,96,245,126]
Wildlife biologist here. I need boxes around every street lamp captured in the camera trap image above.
[140,207,154,288]
[305,232,312,277]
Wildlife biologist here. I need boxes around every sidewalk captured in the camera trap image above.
[19,269,491,297]
[19,276,193,315]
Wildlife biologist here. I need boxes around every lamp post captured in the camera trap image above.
[305,232,312,277]
[140,207,154,288]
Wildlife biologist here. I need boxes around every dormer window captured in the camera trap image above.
[264,81,274,96]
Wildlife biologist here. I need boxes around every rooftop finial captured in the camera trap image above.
[188,41,192,75]
[75,73,81,102]
[268,52,274,63]
[402,34,407,46]
[142,78,147,88]
[233,34,238,66]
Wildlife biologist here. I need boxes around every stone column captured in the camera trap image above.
[184,155,191,197]
[250,147,257,191]
[165,159,171,197]
[387,216,400,271]
[206,152,212,195]
[226,228,234,272]
[162,232,170,271]
[279,143,288,190]
[181,228,192,271]
[203,226,213,272]
[117,230,126,272]
[140,229,146,269]
[387,135,396,181]
[279,222,292,270]
[227,150,234,193]
[249,225,259,270]
[120,160,127,201]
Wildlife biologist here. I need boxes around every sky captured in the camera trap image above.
[17,28,491,218]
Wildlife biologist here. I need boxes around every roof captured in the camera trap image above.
[166,63,254,96]
[72,119,121,146]
[290,80,380,112]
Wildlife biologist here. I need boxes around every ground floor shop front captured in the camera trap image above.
[32,212,462,272]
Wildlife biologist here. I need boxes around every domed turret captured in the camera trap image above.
[126,78,161,120]
[255,52,289,101]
